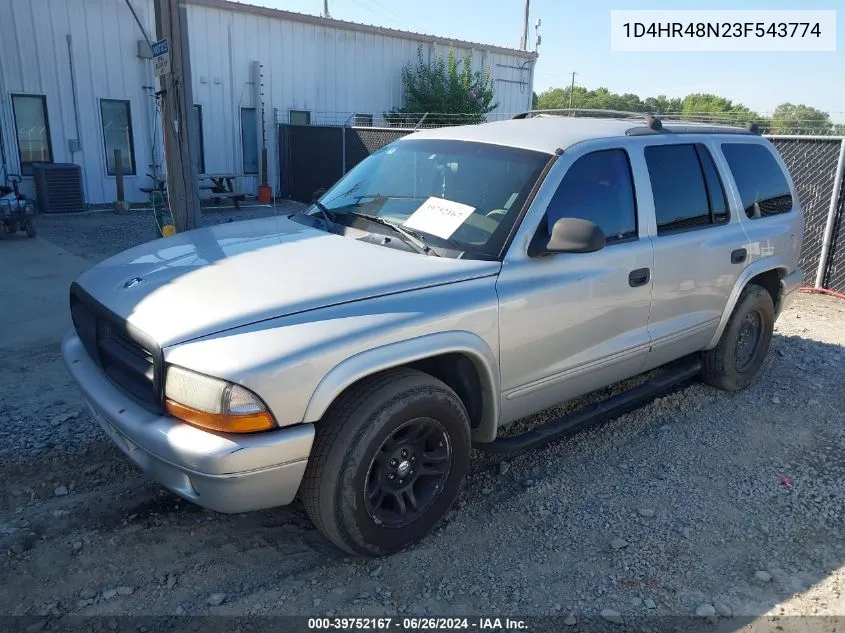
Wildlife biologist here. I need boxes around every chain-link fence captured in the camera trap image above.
[766,137,845,289]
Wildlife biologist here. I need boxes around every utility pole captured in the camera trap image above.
[520,0,530,50]
[153,0,201,232]
[323,0,331,18]
[568,71,578,114]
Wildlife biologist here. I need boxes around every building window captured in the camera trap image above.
[11,94,53,175]
[354,113,374,127]
[241,107,258,174]
[100,99,137,175]
[645,143,728,235]
[192,104,205,175]
[290,110,311,126]
[721,143,793,218]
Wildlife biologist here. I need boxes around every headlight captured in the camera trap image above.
[164,365,275,433]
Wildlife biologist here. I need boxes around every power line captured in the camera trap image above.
[347,0,427,34]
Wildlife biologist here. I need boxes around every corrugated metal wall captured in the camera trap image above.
[0,0,157,204]
[0,0,535,205]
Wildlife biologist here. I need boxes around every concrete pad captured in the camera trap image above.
[0,235,91,349]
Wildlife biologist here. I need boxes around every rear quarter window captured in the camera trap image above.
[721,143,793,219]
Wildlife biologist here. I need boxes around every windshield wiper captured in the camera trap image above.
[345,211,440,256]
[350,193,425,202]
[309,200,338,230]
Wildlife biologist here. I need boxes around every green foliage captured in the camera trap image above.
[770,103,833,133]
[388,45,497,126]
[679,93,759,124]
[535,85,840,134]
[535,86,764,123]
[536,86,680,114]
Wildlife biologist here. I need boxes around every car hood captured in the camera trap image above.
[73,215,500,346]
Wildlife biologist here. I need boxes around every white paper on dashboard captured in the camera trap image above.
[402,197,476,239]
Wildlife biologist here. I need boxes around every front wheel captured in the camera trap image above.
[25,219,37,238]
[701,283,775,391]
[300,368,471,556]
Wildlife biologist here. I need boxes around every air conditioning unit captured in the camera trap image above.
[32,163,86,213]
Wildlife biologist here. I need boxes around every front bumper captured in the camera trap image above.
[777,267,803,316]
[62,331,314,513]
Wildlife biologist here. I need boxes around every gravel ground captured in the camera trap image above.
[1,211,844,629]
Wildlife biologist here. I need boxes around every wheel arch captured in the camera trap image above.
[302,331,501,442]
[706,262,789,350]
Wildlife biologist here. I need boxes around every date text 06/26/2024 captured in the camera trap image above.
[307,617,528,631]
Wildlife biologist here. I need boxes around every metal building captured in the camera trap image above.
[0,0,537,206]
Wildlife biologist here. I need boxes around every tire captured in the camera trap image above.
[701,283,775,391]
[300,368,471,556]
[25,220,36,238]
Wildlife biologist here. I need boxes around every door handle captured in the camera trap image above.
[628,268,650,288]
[731,248,747,264]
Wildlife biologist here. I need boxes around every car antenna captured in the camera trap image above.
[745,121,761,135]
[645,115,663,131]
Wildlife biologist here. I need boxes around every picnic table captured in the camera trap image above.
[198,173,247,209]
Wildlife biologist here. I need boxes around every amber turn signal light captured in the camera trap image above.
[165,399,275,433]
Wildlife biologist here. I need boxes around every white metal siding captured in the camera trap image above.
[0,0,535,205]
[0,0,159,203]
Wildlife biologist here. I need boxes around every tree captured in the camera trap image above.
[641,95,684,113]
[537,86,648,113]
[531,85,840,134]
[534,87,768,123]
[680,93,761,125]
[770,103,832,134]
[390,45,497,126]
[536,87,684,114]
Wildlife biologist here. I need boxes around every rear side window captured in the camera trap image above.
[645,143,729,235]
[721,143,793,219]
[546,149,637,243]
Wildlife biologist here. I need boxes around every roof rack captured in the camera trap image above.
[512,108,644,120]
[626,118,761,136]
[512,110,763,136]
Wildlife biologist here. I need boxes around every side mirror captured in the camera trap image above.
[529,217,606,256]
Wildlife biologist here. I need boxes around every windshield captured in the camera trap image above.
[311,139,550,259]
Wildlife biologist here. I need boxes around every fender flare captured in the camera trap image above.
[705,260,789,349]
[302,330,501,442]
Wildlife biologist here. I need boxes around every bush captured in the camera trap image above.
[388,45,497,127]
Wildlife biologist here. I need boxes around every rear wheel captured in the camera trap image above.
[701,283,775,391]
[25,219,36,238]
[300,368,470,556]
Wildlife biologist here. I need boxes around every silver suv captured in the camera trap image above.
[63,115,803,556]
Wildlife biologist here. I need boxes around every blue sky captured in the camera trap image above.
[255,0,844,123]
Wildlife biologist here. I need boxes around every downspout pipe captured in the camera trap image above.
[66,35,83,158]
[125,0,153,46]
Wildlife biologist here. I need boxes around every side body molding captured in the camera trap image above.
[303,330,501,442]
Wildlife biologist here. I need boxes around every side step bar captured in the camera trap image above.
[474,356,702,455]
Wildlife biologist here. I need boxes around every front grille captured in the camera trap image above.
[70,285,162,411]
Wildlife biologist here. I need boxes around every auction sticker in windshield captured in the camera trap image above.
[402,197,476,239]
